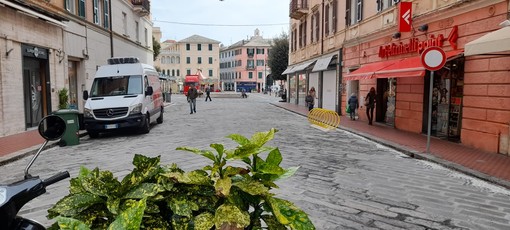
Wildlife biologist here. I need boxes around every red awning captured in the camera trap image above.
[344,59,399,80]
[373,49,464,79]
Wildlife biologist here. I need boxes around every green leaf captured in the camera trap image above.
[278,166,300,180]
[168,195,199,217]
[56,216,91,230]
[171,215,191,230]
[162,170,212,185]
[233,179,269,196]
[108,198,147,230]
[176,146,216,162]
[215,177,232,197]
[226,133,250,145]
[214,204,250,229]
[48,193,104,217]
[81,169,120,198]
[223,166,250,177]
[210,143,225,161]
[261,215,287,230]
[106,198,120,215]
[267,197,315,230]
[132,154,161,170]
[194,212,215,230]
[123,183,165,199]
[120,156,161,193]
[266,148,283,166]
[250,128,277,147]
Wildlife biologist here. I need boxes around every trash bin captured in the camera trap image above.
[53,109,80,146]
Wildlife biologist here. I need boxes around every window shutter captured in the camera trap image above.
[79,0,85,17]
[345,0,351,26]
[325,4,330,36]
[332,0,337,32]
[104,0,109,29]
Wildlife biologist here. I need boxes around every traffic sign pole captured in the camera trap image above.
[421,47,447,153]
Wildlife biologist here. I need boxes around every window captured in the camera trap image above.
[209,57,213,64]
[332,0,337,33]
[208,44,213,51]
[299,20,307,48]
[122,12,127,35]
[314,11,320,42]
[249,72,253,79]
[325,4,329,35]
[186,57,190,64]
[66,0,86,17]
[93,0,100,24]
[144,28,148,46]
[198,44,202,51]
[356,0,363,22]
[198,57,202,64]
[177,69,180,76]
[186,69,191,75]
[247,60,254,69]
[172,70,175,76]
[135,21,139,42]
[377,0,396,12]
[103,0,109,29]
[258,72,263,79]
[257,60,265,66]
[186,44,190,50]
[256,48,265,54]
[209,69,213,77]
[346,0,363,25]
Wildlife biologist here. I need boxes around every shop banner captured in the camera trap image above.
[399,2,412,32]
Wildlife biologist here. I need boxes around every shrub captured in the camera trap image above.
[47,128,315,229]
[57,88,69,110]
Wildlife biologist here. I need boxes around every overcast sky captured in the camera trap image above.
[151,0,290,45]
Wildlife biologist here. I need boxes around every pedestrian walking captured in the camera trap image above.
[365,87,376,125]
[187,84,198,114]
[348,93,359,120]
[306,87,316,111]
[205,86,212,102]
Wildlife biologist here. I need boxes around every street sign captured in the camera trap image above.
[421,46,446,71]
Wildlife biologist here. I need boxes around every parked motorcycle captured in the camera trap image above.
[0,115,70,229]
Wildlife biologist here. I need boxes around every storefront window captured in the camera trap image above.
[298,74,307,106]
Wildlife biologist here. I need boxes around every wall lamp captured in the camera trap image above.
[392,32,401,39]
[417,24,428,32]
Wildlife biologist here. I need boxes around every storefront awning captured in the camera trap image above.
[0,0,67,27]
[343,59,399,80]
[465,26,510,56]
[282,66,295,75]
[373,50,464,79]
[311,53,337,72]
[292,59,317,74]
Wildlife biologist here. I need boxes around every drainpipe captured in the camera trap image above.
[338,48,343,114]
[109,0,113,57]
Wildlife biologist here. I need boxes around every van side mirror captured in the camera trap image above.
[83,90,89,100]
[146,86,153,96]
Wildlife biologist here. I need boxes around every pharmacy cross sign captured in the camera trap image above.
[421,46,446,71]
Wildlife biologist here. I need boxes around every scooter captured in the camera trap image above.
[0,115,70,229]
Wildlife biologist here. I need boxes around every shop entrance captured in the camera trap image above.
[422,59,464,141]
[376,78,396,126]
[22,45,50,129]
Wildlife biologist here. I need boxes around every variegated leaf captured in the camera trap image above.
[233,179,269,196]
[168,196,199,217]
[194,212,215,230]
[56,216,91,230]
[215,177,232,197]
[214,204,250,229]
[162,170,211,185]
[123,183,165,199]
[48,193,103,217]
[108,198,147,230]
[267,197,315,230]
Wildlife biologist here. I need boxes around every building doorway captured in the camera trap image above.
[68,60,79,109]
[22,57,48,128]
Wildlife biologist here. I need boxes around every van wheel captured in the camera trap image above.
[88,130,99,138]
[156,108,163,124]
[140,115,150,134]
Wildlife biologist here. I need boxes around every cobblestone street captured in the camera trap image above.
[1,93,509,229]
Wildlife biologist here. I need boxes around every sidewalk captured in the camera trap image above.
[1,100,509,189]
[271,102,510,189]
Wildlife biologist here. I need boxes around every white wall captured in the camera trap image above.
[322,70,336,111]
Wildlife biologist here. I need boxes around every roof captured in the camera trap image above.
[179,35,221,44]
[221,36,271,51]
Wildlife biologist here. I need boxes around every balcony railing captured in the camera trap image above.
[289,0,308,19]
[246,65,255,70]
[132,0,150,17]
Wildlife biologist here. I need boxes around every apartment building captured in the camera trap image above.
[285,0,510,154]
[155,35,220,92]
[0,0,153,137]
[219,29,272,92]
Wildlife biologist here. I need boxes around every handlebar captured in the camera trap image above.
[42,171,70,187]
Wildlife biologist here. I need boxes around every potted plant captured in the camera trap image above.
[57,88,69,110]
[47,128,315,229]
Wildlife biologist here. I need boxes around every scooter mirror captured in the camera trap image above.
[38,115,66,141]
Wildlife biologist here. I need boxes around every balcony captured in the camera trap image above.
[246,65,255,70]
[132,0,150,17]
[289,0,308,19]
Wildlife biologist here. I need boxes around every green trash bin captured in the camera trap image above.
[53,109,80,146]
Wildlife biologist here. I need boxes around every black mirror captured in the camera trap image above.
[38,115,66,141]
[83,90,89,100]
[146,86,153,96]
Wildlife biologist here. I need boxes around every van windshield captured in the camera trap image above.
[90,75,143,97]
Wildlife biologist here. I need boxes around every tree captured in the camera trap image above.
[152,36,161,61]
[267,33,289,82]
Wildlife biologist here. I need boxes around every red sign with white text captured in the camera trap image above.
[399,2,412,32]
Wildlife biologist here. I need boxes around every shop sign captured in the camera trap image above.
[379,26,458,58]
[399,2,412,32]
[22,44,48,59]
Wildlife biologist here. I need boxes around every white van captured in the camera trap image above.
[82,57,164,138]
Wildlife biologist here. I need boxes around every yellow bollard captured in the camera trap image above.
[307,108,340,130]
